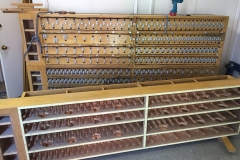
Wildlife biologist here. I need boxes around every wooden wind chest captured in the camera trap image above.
[17,13,229,91]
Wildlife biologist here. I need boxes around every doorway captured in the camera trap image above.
[0,60,7,99]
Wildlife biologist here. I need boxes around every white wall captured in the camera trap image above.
[34,0,240,74]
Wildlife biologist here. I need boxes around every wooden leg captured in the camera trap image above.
[221,136,236,153]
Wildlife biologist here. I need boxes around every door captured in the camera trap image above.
[0,0,23,98]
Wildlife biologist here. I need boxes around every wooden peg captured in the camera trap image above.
[206,113,215,121]
[167,118,175,126]
[226,111,237,118]
[183,131,191,137]
[152,121,158,128]
[188,115,196,123]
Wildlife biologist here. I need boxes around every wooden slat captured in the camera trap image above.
[0,77,239,110]
[221,136,237,153]
[1,8,48,13]
[11,3,43,7]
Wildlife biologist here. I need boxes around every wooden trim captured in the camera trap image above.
[11,3,43,7]
[221,136,237,153]
[0,76,239,110]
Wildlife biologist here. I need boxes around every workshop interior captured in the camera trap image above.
[1,0,240,160]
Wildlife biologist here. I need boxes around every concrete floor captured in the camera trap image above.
[89,135,240,160]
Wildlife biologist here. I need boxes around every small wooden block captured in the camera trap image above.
[221,136,236,153]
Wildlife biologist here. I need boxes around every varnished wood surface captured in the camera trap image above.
[0,76,239,110]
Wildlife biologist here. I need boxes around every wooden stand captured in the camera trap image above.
[0,75,239,159]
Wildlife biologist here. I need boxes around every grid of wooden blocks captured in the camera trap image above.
[18,13,229,90]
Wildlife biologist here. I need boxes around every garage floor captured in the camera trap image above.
[89,135,240,160]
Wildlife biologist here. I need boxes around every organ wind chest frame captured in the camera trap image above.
[17,13,229,91]
[0,75,240,159]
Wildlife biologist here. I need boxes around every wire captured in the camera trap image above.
[164,14,169,34]
[24,11,52,59]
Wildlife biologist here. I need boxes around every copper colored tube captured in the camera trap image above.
[150,98,155,104]
[138,110,143,117]
[159,134,166,141]
[174,118,181,125]
[188,115,196,123]
[137,123,143,130]
[180,117,188,124]
[215,112,226,120]
[224,125,234,132]
[123,124,129,132]
[210,127,219,133]
[138,98,144,104]
[191,105,198,111]
[132,99,137,105]
[171,133,178,139]
[148,123,153,129]
[171,94,178,101]
[170,107,176,113]
[136,138,141,144]
[154,96,160,103]
[232,88,240,94]
[147,137,154,143]
[152,121,158,128]
[196,115,204,121]
[212,90,221,97]
[154,109,160,115]
[167,118,175,126]
[206,113,215,121]
[210,102,218,108]
[124,99,130,106]
[162,119,168,126]
[131,111,137,117]
[193,92,200,99]
[226,111,237,118]
[231,100,240,106]
[157,120,162,128]
[183,131,191,137]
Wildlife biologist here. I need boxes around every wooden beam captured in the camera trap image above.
[11,3,43,7]
[1,8,48,13]
[221,136,236,153]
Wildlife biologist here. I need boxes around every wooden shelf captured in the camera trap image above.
[147,113,240,135]
[28,123,143,153]
[3,144,17,156]
[0,126,13,138]
[0,116,11,126]
[148,100,240,120]
[28,52,38,56]
[29,137,143,160]
[32,81,42,85]
[149,91,240,110]
[24,29,35,32]
[31,74,41,77]
[25,113,145,136]
[22,104,145,124]
[27,42,37,45]
[146,125,239,148]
